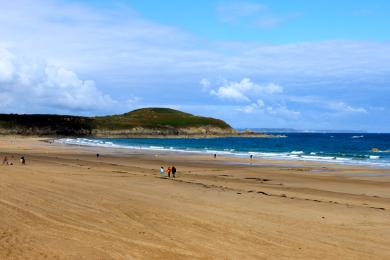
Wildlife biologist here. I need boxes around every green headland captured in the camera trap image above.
[0,108,237,137]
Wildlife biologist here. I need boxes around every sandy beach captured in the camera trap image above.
[0,136,390,259]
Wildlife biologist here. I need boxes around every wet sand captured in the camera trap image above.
[1,136,390,259]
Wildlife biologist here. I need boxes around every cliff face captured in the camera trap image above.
[0,108,235,137]
[92,126,236,137]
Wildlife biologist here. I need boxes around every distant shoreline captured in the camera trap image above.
[1,133,287,139]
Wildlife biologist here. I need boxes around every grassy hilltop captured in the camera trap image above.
[0,108,234,137]
[94,108,230,129]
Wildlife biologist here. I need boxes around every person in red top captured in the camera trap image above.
[167,166,171,178]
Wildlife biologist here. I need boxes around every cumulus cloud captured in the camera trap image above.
[0,47,128,113]
[237,99,264,113]
[209,78,283,102]
[36,66,115,110]
[207,78,298,119]
[211,85,250,101]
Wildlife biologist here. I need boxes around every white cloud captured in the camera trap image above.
[0,49,16,83]
[209,78,282,101]
[36,65,115,110]
[263,82,283,94]
[0,47,132,113]
[209,78,299,120]
[237,99,264,113]
[200,78,210,92]
[237,99,300,119]
[329,102,367,113]
[211,86,249,101]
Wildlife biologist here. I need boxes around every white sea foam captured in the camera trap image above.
[290,151,304,155]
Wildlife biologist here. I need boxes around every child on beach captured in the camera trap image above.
[167,166,171,178]
[20,156,25,165]
[160,166,165,177]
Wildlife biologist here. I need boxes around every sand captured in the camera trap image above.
[1,136,390,259]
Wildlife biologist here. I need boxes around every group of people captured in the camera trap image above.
[2,156,26,166]
[160,165,177,178]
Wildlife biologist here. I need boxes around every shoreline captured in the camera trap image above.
[54,136,390,169]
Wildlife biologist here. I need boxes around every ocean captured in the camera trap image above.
[56,133,390,168]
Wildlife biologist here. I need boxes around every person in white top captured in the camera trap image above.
[160,166,165,177]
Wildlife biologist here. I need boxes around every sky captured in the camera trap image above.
[0,0,389,132]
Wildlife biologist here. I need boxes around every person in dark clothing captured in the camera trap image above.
[172,166,176,178]
[96,153,100,159]
[2,156,8,165]
[20,156,25,165]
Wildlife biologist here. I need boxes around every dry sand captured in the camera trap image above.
[1,136,390,259]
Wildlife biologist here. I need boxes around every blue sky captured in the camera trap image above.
[130,0,390,42]
[0,0,389,132]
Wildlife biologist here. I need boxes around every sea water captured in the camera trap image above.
[56,133,390,168]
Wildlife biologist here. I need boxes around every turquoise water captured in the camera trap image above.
[57,133,390,168]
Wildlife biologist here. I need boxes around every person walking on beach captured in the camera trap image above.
[172,166,176,178]
[20,156,25,165]
[214,154,217,159]
[2,156,8,165]
[96,153,100,159]
[167,166,171,178]
[160,166,165,177]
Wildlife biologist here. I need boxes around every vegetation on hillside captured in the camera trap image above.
[0,114,94,135]
[0,108,233,136]
[94,108,231,130]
